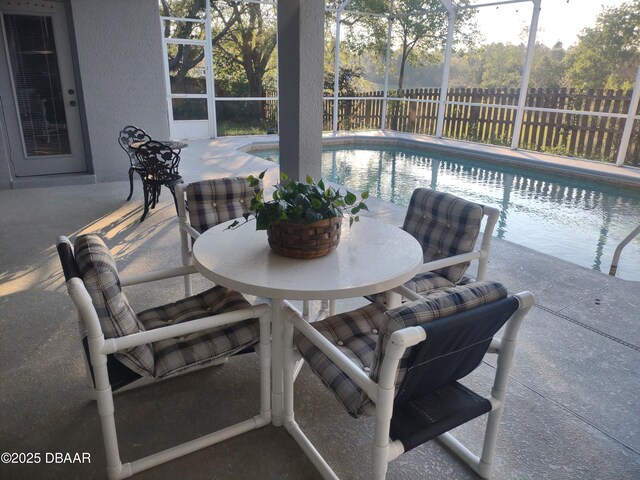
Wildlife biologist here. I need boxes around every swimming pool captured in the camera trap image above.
[253,145,640,281]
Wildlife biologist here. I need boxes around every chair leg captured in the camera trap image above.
[181,239,193,297]
[150,186,159,209]
[271,299,285,426]
[127,168,135,201]
[90,338,127,480]
[258,313,272,420]
[169,186,180,215]
[386,291,402,308]
[318,300,337,319]
[140,184,150,222]
[283,319,295,425]
[372,386,395,480]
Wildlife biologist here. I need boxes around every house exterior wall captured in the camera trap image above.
[70,0,169,183]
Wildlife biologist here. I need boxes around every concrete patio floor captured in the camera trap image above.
[1,137,639,479]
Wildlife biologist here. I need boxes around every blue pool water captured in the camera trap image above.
[253,145,640,281]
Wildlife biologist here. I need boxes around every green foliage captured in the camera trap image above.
[211,2,277,98]
[162,0,638,118]
[216,121,269,137]
[324,66,365,96]
[229,171,370,230]
[564,0,640,90]
[344,0,479,91]
[480,43,525,88]
[531,42,566,89]
[450,41,567,89]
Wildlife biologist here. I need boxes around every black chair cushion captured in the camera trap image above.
[390,381,492,452]
[394,295,519,406]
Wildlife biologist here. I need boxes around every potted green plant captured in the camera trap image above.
[229,170,369,259]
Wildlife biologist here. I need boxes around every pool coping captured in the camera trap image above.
[223,130,640,190]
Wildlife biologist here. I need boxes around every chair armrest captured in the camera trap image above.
[175,183,200,239]
[419,250,482,274]
[101,303,270,354]
[120,265,198,287]
[489,291,534,398]
[181,223,201,240]
[286,307,378,400]
[487,337,501,354]
[377,327,427,390]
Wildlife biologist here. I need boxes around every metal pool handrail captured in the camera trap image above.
[609,224,640,276]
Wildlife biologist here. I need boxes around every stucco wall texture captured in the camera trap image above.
[277,0,324,182]
[71,0,169,182]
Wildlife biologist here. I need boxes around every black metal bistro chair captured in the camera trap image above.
[117,125,151,201]
[134,140,183,222]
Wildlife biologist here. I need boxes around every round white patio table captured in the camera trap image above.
[192,216,424,425]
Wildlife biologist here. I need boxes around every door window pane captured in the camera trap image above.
[3,14,70,156]
[172,98,208,120]
[167,43,206,94]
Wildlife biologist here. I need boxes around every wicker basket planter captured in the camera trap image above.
[267,217,342,259]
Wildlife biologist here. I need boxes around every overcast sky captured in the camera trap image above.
[477,0,628,47]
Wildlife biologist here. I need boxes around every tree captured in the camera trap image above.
[346,0,478,92]
[211,2,277,99]
[323,17,377,95]
[161,0,277,127]
[161,0,239,91]
[449,41,567,90]
[480,43,525,88]
[564,0,640,90]
[531,42,566,89]
[324,67,365,96]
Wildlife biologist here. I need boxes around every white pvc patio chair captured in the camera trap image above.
[283,281,534,479]
[176,177,322,319]
[176,177,259,297]
[370,188,499,307]
[56,234,271,480]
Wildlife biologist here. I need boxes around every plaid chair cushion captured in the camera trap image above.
[186,177,258,233]
[137,286,259,379]
[403,188,484,283]
[297,282,506,418]
[294,302,387,417]
[74,235,154,377]
[366,271,455,303]
[370,281,508,390]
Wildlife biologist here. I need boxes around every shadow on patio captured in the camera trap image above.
[0,143,638,479]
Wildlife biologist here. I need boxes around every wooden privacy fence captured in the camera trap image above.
[321,87,640,166]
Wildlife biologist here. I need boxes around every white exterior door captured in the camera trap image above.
[0,1,85,176]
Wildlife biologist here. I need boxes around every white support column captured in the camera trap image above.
[205,1,217,138]
[616,66,640,166]
[332,12,341,135]
[381,15,393,131]
[435,6,456,138]
[510,0,540,149]
[277,0,324,181]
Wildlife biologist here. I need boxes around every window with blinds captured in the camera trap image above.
[3,13,70,157]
